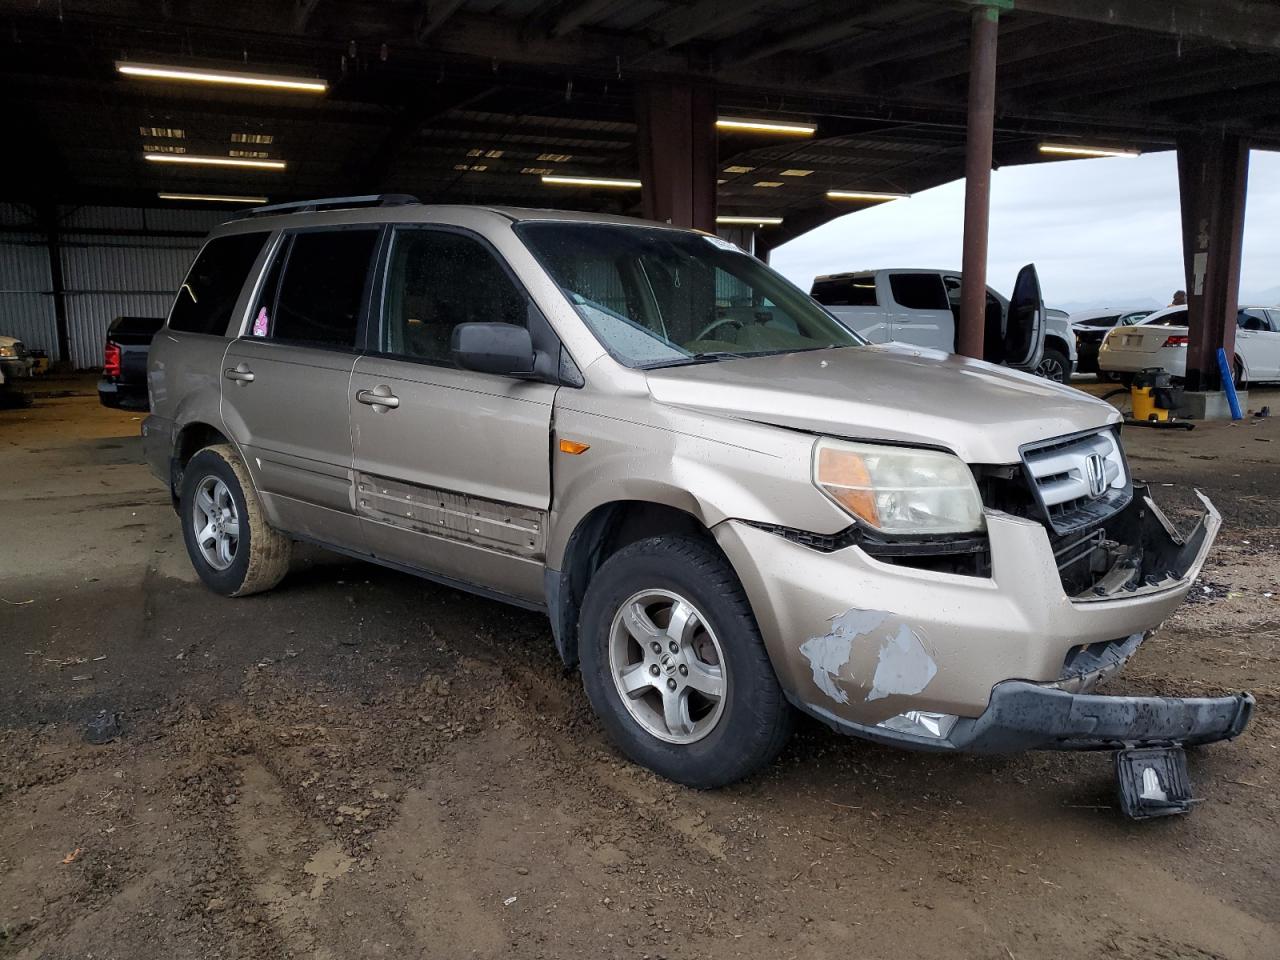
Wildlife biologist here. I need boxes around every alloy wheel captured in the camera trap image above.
[608,589,727,744]
[191,475,239,571]
[1036,356,1067,382]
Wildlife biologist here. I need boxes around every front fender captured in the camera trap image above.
[546,401,849,568]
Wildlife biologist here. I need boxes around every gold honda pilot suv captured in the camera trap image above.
[143,196,1252,793]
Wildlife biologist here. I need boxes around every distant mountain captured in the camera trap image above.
[1243,286,1280,305]
[1051,286,1280,315]
[1054,297,1163,314]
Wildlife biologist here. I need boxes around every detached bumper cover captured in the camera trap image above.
[949,682,1255,752]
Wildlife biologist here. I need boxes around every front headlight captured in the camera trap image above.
[0,345,16,358]
[813,438,985,535]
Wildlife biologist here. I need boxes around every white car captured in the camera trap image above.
[1098,304,1280,385]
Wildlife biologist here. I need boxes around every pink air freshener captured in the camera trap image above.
[252,307,269,337]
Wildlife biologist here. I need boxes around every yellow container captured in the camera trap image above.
[1131,385,1170,422]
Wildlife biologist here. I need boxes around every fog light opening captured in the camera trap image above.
[877,710,958,739]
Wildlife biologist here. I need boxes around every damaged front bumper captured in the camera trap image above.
[946,680,1254,752]
[716,485,1255,753]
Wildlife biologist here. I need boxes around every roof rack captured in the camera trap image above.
[228,194,419,221]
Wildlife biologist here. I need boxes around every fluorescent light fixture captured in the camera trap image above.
[723,165,756,174]
[780,168,813,176]
[1039,143,1140,159]
[716,216,784,225]
[157,192,268,204]
[826,189,908,202]
[541,174,641,189]
[716,117,815,136]
[117,61,327,93]
[753,181,784,188]
[145,153,286,170]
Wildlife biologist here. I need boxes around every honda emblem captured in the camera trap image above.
[1085,453,1107,498]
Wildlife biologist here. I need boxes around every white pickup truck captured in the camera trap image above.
[810,267,1075,382]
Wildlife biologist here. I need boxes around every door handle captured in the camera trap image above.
[356,387,400,409]
[224,364,255,383]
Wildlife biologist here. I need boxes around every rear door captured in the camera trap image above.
[993,263,1045,371]
[886,272,953,351]
[349,225,556,603]
[220,226,382,547]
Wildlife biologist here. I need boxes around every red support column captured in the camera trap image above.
[636,82,717,233]
[957,3,1000,361]
[1177,132,1249,392]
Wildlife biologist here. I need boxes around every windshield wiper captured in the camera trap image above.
[645,351,746,368]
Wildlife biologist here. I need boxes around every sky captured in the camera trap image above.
[771,148,1280,313]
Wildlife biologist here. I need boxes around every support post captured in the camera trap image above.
[957,3,1001,360]
[635,82,717,232]
[40,203,70,366]
[1177,132,1249,393]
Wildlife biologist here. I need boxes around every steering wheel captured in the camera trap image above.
[693,316,744,342]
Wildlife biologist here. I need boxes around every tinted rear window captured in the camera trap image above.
[269,229,380,348]
[889,273,948,310]
[169,232,269,335]
[811,276,877,307]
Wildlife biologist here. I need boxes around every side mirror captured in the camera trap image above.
[451,322,535,376]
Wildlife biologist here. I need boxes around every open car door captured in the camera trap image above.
[986,263,1044,370]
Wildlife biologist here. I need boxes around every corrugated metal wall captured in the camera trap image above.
[0,204,224,367]
[0,203,57,358]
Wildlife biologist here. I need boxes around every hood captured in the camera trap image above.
[644,344,1119,464]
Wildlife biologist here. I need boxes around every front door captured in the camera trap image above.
[350,226,557,604]
[992,263,1045,371]
[220,227,381,547]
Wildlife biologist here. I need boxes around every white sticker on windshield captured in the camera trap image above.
[702,234,741,253]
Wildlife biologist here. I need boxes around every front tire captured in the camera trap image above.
[1034,346,1071,383]
[179,444,292,597]
[579,536,792,789]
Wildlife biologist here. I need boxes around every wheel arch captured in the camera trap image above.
[168,421,233,506]
[546,499,730,668]
[1234,351,1249,387]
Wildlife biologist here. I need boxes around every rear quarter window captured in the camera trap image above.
[811,277,877,307]
[169,232,269,335]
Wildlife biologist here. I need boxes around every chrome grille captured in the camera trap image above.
[1022,429,1130,534]
[1024,430,1124,511]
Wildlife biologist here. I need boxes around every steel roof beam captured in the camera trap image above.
[1012,0,1280,52]
[416,0,468,43]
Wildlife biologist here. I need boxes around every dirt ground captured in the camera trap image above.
[2,376,1278,960]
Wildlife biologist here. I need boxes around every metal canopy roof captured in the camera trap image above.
[2,0,1279,245]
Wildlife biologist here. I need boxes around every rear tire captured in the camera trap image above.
[579,535,793,789]
[179,444,292,597]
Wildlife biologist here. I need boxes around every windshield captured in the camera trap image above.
[514,221,863,367]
